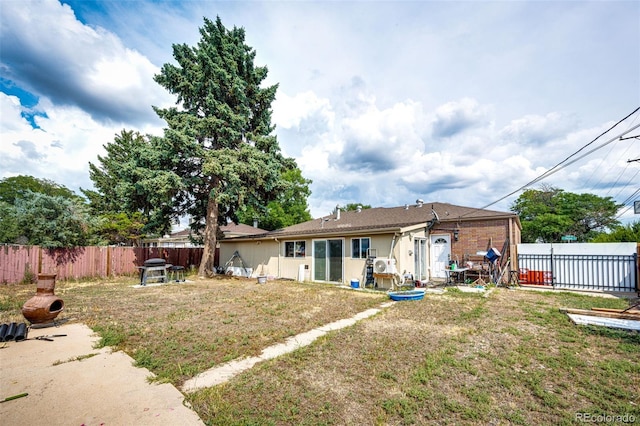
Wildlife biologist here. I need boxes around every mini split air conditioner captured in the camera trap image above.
[374,258,397,274]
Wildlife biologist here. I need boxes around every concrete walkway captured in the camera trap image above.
[0,323,204,426]
[182,301,395,393]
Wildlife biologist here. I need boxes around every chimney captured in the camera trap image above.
[253,219,258,228]
[335,205,341,220]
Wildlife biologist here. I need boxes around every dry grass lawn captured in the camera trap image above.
[1,276,639,425]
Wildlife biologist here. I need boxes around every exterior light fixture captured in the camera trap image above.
[453,229,459,241]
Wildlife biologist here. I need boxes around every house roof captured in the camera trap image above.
[225,202,520,241]
[153,223,267,241]
[220,222,268,236]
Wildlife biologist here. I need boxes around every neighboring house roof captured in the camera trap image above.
[169,229,193,239]
[225,202,520,241]
[142,228,202,247]
[220,222,268,238]
[143,223,267,246]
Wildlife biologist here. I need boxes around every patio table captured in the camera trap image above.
[444,267,469,285]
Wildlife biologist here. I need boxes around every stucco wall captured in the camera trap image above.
[219,218,519,283]
[219,239,280,278]
[220,233,402,283]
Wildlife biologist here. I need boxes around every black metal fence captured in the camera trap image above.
[518,253,638,292]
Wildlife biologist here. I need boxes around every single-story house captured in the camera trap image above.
[219,201,521,288]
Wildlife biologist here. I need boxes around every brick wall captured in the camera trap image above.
[431,217,518,266]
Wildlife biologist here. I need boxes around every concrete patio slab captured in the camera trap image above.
[0,323,203,426]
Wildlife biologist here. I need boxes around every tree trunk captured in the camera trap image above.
[198,196,219,277]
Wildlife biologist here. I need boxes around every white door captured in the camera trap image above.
[430,235,451,279]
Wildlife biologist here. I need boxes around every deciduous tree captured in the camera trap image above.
[591,220,640,242]
[344,203,372,211]
[0,175,80,205]
[12,192,94,247]
[85,130,180,237]
[511,186,621,242]
[237,168,312,230]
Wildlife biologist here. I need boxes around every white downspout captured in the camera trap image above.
[274,238,281,278]
[389,233,399,259]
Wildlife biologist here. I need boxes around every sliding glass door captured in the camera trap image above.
[313,239,343,283]
[414,238,427,281]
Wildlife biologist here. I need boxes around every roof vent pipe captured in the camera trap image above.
[356,205,362,212]
[405,204,409,210]
[416,199,424,207]
[335,205,340,220]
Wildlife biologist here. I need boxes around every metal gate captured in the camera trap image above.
[518,252,638,292]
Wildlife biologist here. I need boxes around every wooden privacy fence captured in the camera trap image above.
[0,245,203,284]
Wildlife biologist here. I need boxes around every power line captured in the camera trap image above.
[615,187,640,220]
[620,187,640,207]
[582,135,628,191]
[474,107,640,212]
[611,168,640,200]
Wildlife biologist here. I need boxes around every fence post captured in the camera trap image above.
[633,244,640,294]
[38,246,43,276]
[550,246,555,289]
[106,246,111,277]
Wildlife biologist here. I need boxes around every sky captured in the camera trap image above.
[1,0,639,227]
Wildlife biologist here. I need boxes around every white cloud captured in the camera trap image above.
[0,92,164,195]
[432,98,492,138]
[1,0,638,223]
[335,96,427,172]
[0,0,173,125]
[499,112,577,146]
[272,91,334,130]
[0,93,27,132]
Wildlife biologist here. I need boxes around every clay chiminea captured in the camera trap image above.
[22,273,64,324]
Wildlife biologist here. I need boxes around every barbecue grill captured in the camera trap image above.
[139,258,170,286]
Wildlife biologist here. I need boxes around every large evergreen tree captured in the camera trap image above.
[153,17,300,275]
[86,129,180,238]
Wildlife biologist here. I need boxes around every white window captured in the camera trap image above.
[285,241,306,258]
[351,237,370,259]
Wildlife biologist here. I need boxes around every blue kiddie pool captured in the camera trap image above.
[388,289,425,301]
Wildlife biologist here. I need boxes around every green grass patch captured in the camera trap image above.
[92,323,127,348]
